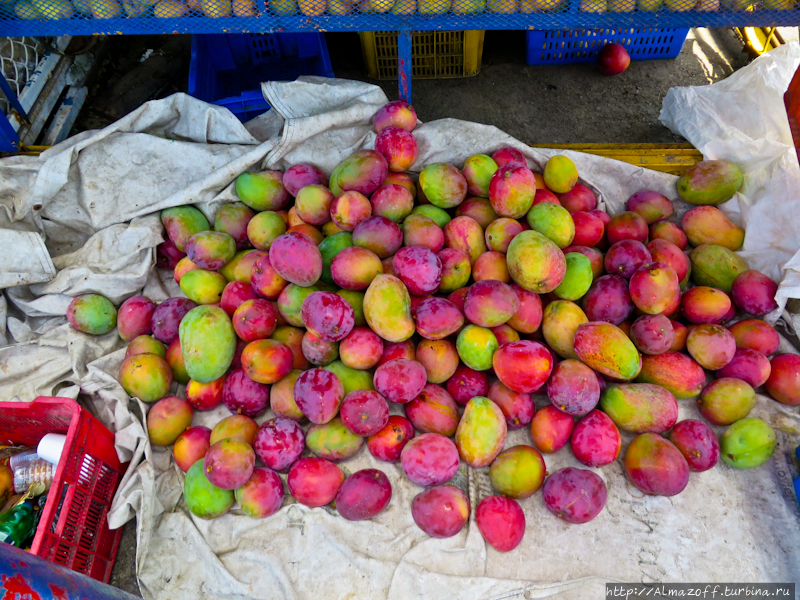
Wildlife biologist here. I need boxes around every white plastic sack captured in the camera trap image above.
[0,67,798,600]
[660,42,800,328]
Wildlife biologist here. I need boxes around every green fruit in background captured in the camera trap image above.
[179,306,236,383]
[720,418,777,469]
[184,460,235,519]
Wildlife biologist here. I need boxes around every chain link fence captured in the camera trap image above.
[0,36,48,115]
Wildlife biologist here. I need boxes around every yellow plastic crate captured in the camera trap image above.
[360,30,484,80]
[533,143,703,175]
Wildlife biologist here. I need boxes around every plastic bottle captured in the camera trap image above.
[0,501,35,547]
[12,460,54,494]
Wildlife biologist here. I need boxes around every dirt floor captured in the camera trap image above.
[98,27,751,597]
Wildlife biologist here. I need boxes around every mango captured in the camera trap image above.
[404,383,459,436]
[543,155,578,194]
[542,300,587,359]
[393,246,442,295]
[463,154,499,197]
[293,368,345,424]
[462,280,517,327]
[476,495,525,552]
[690,244,748,292]
[570,409,621,467]
[339,390,390,436]
[306,417,364,462]
[547,359,600,416]
[127,335,166,359]
[119,353,172,402]
[147,396,193,446]
[447,364,489,406]
[582,274,633,325]
[363,274,415,343]
[277,283,319,326]
[438,248,472,293]
[486,381,534,429]
[269,369,304,421]
[186,231,236,271]
[117,296,155,342]
[403,214,445,252]
[221,368,270,416]
[485,218,524,253]
[411,485,470,538]
[571,211,604,247]
[698,378,755,425]
[269,232,323,287]
[492,340,552,393]
[374,100,417,132]
[368,415,415,462]
[650,220,688,249]
[636,351,706,399]
[669,419,720,472]
[220,281,258,316]
[729,318,780,355]
[681,286,731,324]
[600,383,678,433]
[419,163,468,209]
[506,284,543,333]
[301,331,339,366]
[214,203,253,250]
[647,239,690,286]
[336,290,367,328]
[530,405,574,453]
[174,257,200,283]
[236,171,289,212]
[630,314,674,355]
[413,204,450,228]
[401,432,460,485]
[371,184,414,222]
[488,163,536,219]
[506,230,567,293]
[324,360,375,395]
[573,322,641,381]
[456,197,498,229]
[443,216,487,264]
[717,348,771,388]
[210,414,258,446]
[161,206,210,252]
[301,291,355,342]
[335,469,392,521]
[526,202,575,249]
[455,396,507,468]
[542,467,607,524]
[178,305,235,383]
[173,427,212,473]
[66,294,117,335]
[731,270,778,316]
[287,457,344,507]
[472,250,510,283]
[604,240,652,279]
[456,324,499,371]
[765,354,800,406]
[558,183,597,213]
[415,340,457,384]
[184,459,235,519]
[180,269,227,305]
[607,211,648,245]
[235,467,284,519]
[629,262,680,315]
[677,159,743,206]
[186,376,225,411]
[624,433,689,496]
[253,417,305,472]
[681,206,744,250]
[489,445,546,499]
[626,190,674,224]
[553,252,593,301]
[686,324,736,370]
[204,438,255,490]
[166,339,190,384]
[247,211,287,251]
[720,418,776,469]
[329,191,371,231]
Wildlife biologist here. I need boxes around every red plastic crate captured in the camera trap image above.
[0,396,128,583]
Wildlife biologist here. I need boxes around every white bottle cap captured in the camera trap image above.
[37,433,67,465]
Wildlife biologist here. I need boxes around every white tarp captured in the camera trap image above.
[0,51,799,600]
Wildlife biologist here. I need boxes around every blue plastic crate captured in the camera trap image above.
[189,32,334,122]
[526,27,689,65]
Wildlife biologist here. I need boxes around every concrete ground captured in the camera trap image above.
[101,27,750,597]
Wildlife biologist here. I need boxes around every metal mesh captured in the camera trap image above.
[0,36,47,115]
[0,0,799,37]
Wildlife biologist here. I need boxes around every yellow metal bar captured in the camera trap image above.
[533,143,703,175]
[359,32,380,80]
[737,26,784,56]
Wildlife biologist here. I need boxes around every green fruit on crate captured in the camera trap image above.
[89,0,122,16]
[31,0,73,18]
[184,460,235,519]
[179,305,236,383]
[720,418,777,469]
[15,0,42,18]
[677,160,743,206]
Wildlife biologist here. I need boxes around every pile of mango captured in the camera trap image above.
[66,100,798,552]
